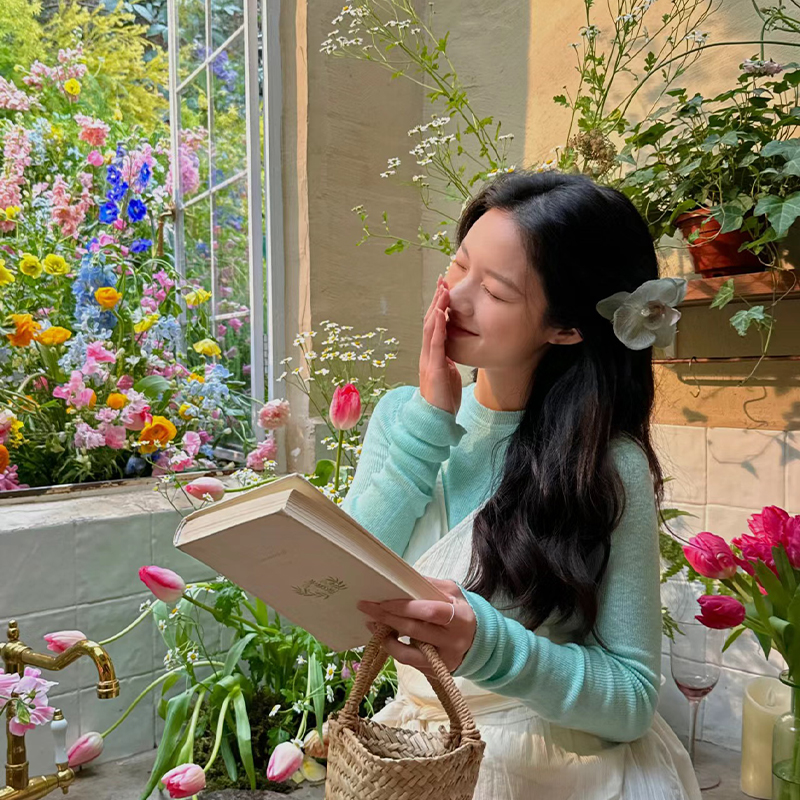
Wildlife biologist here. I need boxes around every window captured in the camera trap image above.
[166,0,285,449]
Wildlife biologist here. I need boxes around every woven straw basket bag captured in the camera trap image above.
[325,623,485,800]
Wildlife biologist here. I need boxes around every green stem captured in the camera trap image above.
[99,662,222,739]
[332,430,345,492]
[178,686,207,764]
[98,606,152,646]
[183,595,278,635]
[203,691,235,774]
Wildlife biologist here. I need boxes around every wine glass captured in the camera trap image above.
[669,620,726,791]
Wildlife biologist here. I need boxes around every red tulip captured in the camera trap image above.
[67,732,104,767]
[267,741,303,782]
[747,506,791,543]
[683,532,737,580]
[44,631,87,654]
[695,595,746,629]
[138,566,186,604]
[161,763,206,798]
[782,516,800,568]
[329,384,361,431]
[732,533,778,575]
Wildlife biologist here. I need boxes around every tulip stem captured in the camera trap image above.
[333,430,345,493]
[98,606,153,646]
[178,686,207,765]
[184,595,278,636]
[203,690,235,774]
[99,661,223,739]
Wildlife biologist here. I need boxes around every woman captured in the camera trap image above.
[342,170,699,799]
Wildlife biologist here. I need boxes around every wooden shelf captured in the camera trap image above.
[680,268,798,307]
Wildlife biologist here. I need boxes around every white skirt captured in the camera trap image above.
[374,673,702,800]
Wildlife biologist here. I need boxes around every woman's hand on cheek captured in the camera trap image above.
[357,579,476,675]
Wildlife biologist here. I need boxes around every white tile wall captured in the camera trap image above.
[654,424,796,752]
[0,484,213,770]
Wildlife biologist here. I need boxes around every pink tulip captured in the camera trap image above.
[695,595,746,630]
[138,566,186,604]
[185,476,226,502]
[267,741,303,782]
[329,384,361,431]
[732,533,778,575]
[161,763,206,798]
[67,732,104,767]
[781,516,800,569]
[44,630,87,654]
[683,532,737,580]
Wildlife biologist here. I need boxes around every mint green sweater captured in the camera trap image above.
[341,383,662,743]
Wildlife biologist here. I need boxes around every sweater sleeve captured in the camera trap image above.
[452,440,662,743]
[340,386,467,556]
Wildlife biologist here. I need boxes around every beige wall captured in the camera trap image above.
[280,0,800,473]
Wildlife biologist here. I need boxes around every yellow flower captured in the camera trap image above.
[36,326,72,346]
[185,288,211,307]
[107,393,128,409]
[178,403,195,420]
[63,79,81,96]
[2,206,21,221]
[7,314,41,347]
[94,287,123,309]
[188,373,205,383]
[0,260,14,286]
[138,415,177,454]
[19,253,42,278]
[134,313,160,333]
[193,339,221,358]
[43,254,69,275]
[113,106,123,122]
[6,419,23,446]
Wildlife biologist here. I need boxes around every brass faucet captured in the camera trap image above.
[0,620,120,799]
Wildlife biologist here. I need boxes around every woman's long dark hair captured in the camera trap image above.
[462,170,666,644]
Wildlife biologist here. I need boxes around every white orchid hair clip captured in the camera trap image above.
[595,277,687,351]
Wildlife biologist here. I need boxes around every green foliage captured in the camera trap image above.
[0,0,46,78]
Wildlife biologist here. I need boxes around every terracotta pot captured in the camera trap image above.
[674,209,763,278]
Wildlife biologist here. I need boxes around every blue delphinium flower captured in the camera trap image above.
[99,201,119,224]
[199,444,214,458]
[106,181,129,203]
[128,198,147,223]
[143,315,182,354]
[107,165,122,185]
[139,163,151,188]
[131,238,153,253]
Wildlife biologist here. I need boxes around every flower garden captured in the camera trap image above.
[1,0,799,797]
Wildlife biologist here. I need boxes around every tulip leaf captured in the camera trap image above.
[787,588,800,668]
[134,374,171,401]
[253,598,271,628]
[307,459,335,487]
[774,545,797,594]
[221,734,238,782]
[140,689,192,800]
[754,561,790,616]
[223,632,257,678]
[722,626,747,653]
[752,576,774,659]
[232,689,256,790]
[309,652,325,740]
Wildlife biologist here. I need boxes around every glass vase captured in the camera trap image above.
[772,670,800,799]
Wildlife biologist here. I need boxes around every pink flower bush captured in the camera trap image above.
[53,371,95,409]
[0,77,32,111]
[74,422,105,450]
[161,763,206,798]
[258,399,291,430]
[139,566,186,604]
[87,150,104,167]
[74,114,109,148]
[246,435,278,471]
[67,731,104,767]
[0,466,28,491]
[48,174,93,238]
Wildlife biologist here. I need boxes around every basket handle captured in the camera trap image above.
[339,623,481,745]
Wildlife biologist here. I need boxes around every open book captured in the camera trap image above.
[173,473,448,651]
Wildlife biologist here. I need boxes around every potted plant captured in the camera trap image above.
[617,57,800,278]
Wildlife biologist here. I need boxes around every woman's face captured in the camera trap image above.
[444,207,572,370]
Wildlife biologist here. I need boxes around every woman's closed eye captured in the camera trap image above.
[453,261,506,302]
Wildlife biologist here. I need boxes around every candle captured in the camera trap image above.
[741,676,792,798]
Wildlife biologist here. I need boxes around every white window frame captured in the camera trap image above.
[166,0,286,438]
